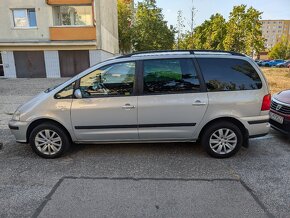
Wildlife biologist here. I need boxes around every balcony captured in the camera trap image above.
[46,0,92,5]
[49,26,96,41]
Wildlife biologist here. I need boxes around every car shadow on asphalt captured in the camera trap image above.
[67,142,207,158]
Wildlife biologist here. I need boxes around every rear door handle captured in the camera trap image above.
[192,100,207,106]
[122,104,136,110]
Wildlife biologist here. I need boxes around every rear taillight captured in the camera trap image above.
[261,94,271,111]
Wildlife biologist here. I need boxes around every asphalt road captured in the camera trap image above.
[0,78,289,218]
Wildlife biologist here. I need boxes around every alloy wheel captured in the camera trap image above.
[209,128,237,155]
[34,129,62,156]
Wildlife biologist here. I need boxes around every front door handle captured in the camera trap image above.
[192,100,207,106]
[122,104,136,110]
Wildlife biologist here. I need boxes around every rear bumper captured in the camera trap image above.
[242,115,270,137]
[8,120,29,143]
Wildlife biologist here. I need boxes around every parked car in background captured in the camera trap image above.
[257,60,270,66]
[260,59,285,67]
[270,90,290,135]
[9,50,271,159]
[276,60,290,68]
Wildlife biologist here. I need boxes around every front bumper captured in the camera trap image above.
[8,120,29,143]
[269,117,290,135]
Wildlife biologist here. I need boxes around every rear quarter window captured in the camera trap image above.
[197,58,262,92]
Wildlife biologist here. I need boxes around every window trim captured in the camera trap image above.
[54,82,77,99]
[11,8,37,28]
[74,61,138,99]
[139,58,205,96]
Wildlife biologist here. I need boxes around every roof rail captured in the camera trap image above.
[116,50,246,59]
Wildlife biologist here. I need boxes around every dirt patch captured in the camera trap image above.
[262,67,290,94]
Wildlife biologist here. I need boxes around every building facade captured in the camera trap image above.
[261,20,290,50]
[0,0,119,78]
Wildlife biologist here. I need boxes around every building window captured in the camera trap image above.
[0,53,4,77]
[53,5,93,26]
[12,9,37,28]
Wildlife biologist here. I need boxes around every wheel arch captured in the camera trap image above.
[26,118,73,143]
[198,117,249,142]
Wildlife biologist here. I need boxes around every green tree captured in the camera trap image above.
[268,37,290,59]
[224,5,265,56]
[132,0,175,51]
[223,5,248,53]
[176,10,185,49]
[176,13,226,50]
[203,14,227,50]
[118,0,134,54]
[244,7,265,57]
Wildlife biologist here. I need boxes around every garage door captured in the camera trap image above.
[14,51,46,78]
[59,50,89,77]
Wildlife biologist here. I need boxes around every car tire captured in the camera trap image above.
[29,122,70,159]
[265,64,270,67]
[201,121,243,158]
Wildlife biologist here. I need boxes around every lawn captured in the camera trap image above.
[261,67,290,94]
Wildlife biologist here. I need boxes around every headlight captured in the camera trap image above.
[12,111,21,121]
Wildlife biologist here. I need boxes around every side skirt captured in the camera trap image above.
[73,139,197,145]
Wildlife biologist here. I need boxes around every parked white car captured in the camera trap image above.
[9,50,271,159]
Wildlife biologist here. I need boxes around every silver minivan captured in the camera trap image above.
[9,50,271,158]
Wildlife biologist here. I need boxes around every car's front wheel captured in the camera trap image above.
[29,122,70,158]
[201,121,243,158]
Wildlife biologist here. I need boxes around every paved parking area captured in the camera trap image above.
[0,78,290,218]
[36,178,267,218]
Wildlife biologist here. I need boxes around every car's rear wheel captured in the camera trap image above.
[29,122,70,158]
[201,121,243,158]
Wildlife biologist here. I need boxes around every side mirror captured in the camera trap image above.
[74,89,82,99]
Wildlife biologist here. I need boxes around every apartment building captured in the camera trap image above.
[261,20,290,50]
[0,0,119,78]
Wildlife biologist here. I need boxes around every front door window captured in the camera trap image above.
[79,62,136,98]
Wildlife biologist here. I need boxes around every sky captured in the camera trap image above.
[154,0,290,30]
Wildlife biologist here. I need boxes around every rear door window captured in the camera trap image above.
[143,59,200,94]
[197,58,262,92]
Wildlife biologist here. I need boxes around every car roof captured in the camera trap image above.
[115,50,246,60]
[101,50,251,65]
